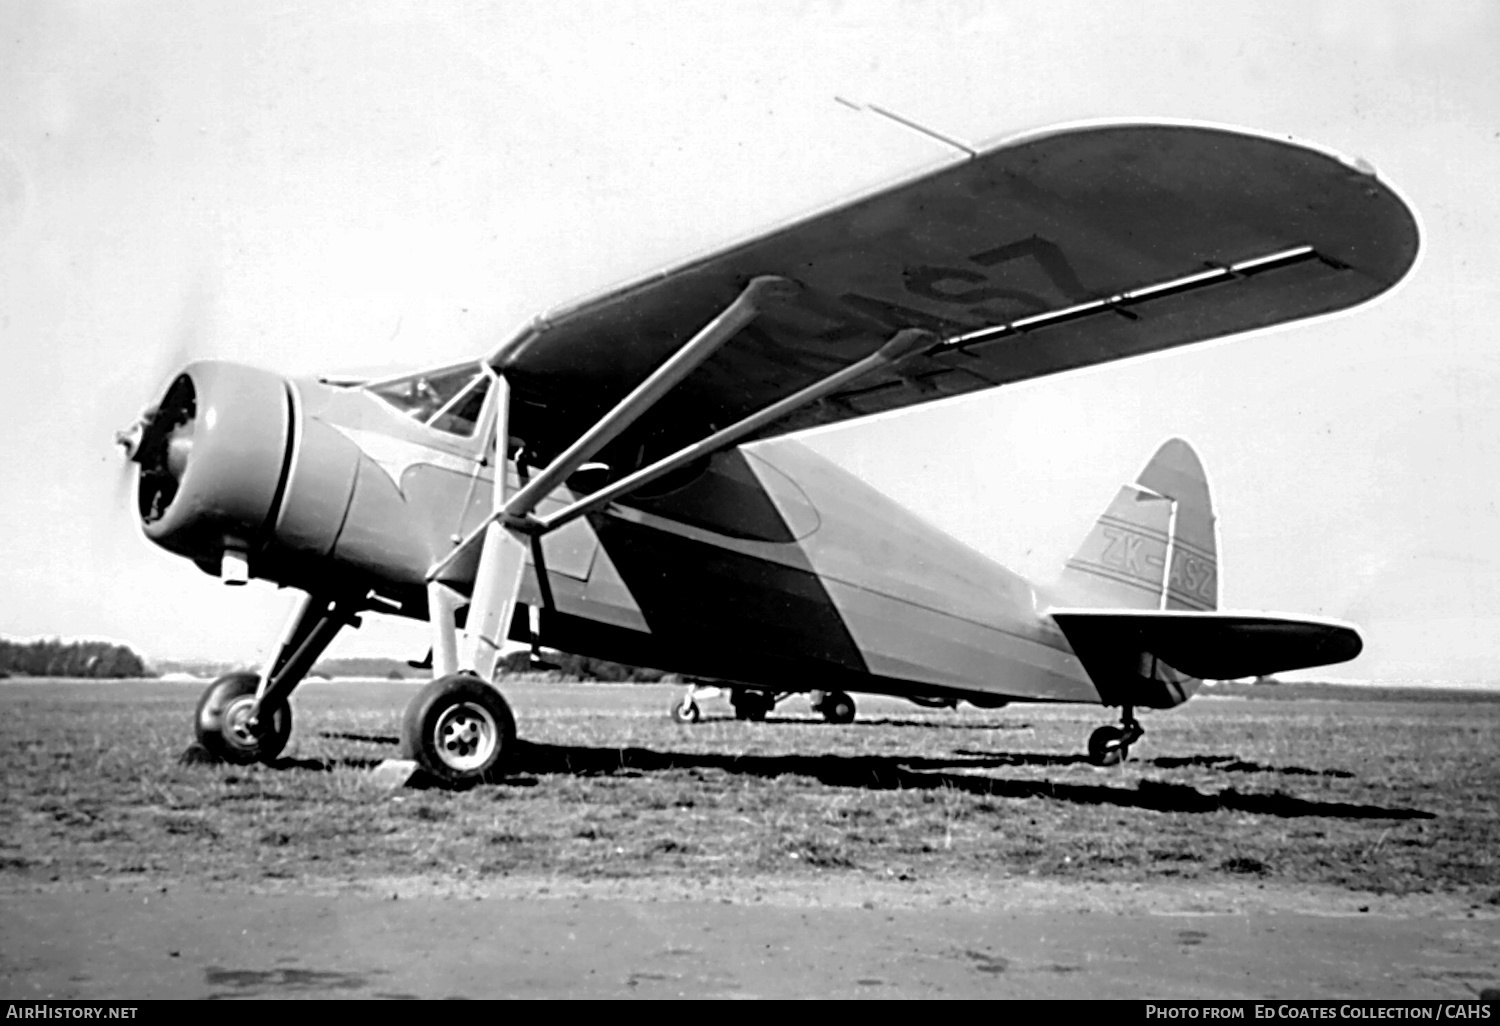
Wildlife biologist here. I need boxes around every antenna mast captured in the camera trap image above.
[834,96,978,158]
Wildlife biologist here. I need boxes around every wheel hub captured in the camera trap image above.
[222,695,259,748]
[433,702,498,771]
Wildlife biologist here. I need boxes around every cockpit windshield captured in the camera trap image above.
[366,362,490,437]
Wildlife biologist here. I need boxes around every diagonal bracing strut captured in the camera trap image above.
[535,326,934,533]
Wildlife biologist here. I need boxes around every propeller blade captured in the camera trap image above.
[111,457,136,511]
[152,277,216,393]
[100,276,216,491]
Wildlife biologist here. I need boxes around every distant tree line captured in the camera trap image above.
[44,647,667,683]
[308,652,670,682]
[497,649,668,682]
[307,653,668,681]
[310,657,413,680]
[0,638,154,679]
[151,658,249,679]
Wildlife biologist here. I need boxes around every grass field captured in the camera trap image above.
[1,677,1496,900]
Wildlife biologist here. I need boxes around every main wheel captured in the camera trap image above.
[819,690,856,725]
[402,674,516,785]
[1087,724,1129,766]
[194,672,291,765]
[670,696,701,724]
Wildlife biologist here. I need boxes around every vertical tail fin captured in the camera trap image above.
[1055,438,1218,611]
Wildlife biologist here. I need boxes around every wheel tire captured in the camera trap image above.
[194,672,291,766]
[820,690,856,725]
[670,697,701,724]
[731,689,771,722]
[401,674,516,786]
[1088,725,1128,767]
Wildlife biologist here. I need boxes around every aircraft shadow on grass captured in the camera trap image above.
[1146,754,1358,779]
[293,731,1429,820]
[949,750,1360,779]
[316,730,402,745]
[502,742,1432,821]
[702,715,1035,731]
[267,755,387,771]
[180,741,386,772]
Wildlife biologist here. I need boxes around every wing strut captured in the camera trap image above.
[504,275,800,519]
[535,326,934,533]
[432,274,798,681]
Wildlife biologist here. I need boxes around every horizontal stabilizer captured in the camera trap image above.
[1051,609,1362,685]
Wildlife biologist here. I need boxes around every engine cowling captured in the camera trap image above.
[129,361,292,576]
[123,359,486,597]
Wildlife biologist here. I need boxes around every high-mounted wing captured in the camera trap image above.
[492,121,1419,469]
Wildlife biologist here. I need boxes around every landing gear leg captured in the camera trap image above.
[1087,705,1144,767]
[415,286,801,782]
[406,376,524,786]
[194,591,362,764]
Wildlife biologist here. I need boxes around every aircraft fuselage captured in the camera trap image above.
[322,376,1101,706]
[132,363,1105,707]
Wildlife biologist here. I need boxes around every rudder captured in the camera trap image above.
[1055,438,1219,612]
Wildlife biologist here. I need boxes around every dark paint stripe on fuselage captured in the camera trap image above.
[582,513,871,684]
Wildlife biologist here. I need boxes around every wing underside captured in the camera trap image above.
[493,122,1419,469]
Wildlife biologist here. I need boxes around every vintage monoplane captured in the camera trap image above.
[114,120,1419,784]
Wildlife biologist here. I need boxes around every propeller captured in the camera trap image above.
[110,437,138,509]
[108,280,216,515]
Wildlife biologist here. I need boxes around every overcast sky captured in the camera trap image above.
[2,1,1497,682]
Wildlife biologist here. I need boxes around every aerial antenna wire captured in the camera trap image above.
[833,96,978,158]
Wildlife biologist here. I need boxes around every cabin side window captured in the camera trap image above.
[428,374,491,436]
[366,363,489,437]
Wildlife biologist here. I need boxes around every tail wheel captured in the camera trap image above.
[670,696,701,724]
[818,690,856,725]
[1087,725,1129,766]
[402,674,516,786]
[194,672,291,765]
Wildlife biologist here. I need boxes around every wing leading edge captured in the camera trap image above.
[492,121,1419,469]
